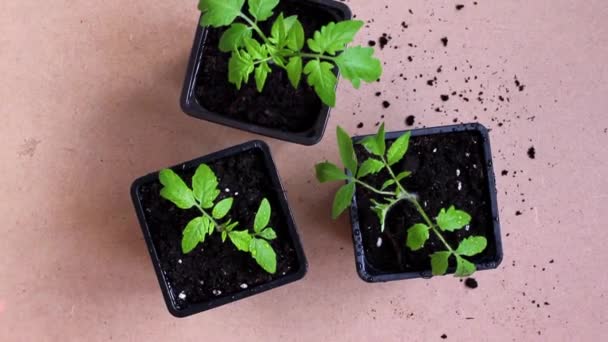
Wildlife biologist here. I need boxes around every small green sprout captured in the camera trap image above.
[159,164,277,274]
[315,125,488,277]
[197,0,382,107]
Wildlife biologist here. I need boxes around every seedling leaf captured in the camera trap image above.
[249,238,277,273]
[212,198,234,219]
[455,256,476,277]
[336,126,358,175]
[315,162,348,183]
[229,230,252,252]
[357,158,384,178]
[386,131,411,166]
[431,251,451,276]
[192,164,220,208]
[159,169,196,209]
[380,171,411,190]
[255,61,271,92]
[359,123,386,156]
[303,60,337,107]
[198,0,245,28]
[406,223,430,251]
[286,56,303,88]
[258,227,277,240]
[285,18,305,51]
[254,198,271,233]
[182,217,210,253]
[228,50,254,89]
[307,20,364,55]
[219,23,252,52]
[455,236,487,256]
[436,206,472,232]
[247,0,279,21]
[332,183,355,219]
[335,46,382,88]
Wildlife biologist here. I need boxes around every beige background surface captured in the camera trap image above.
[1,0,607,341]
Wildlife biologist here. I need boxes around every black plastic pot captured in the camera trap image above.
[180,0,351,146]
[131,141,307,317]
[349,123,503,282]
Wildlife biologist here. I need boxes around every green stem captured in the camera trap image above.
[382,159,456,254]
[239,13,271,45]
[194,204,223,233]
[298,52,337,62]
[353,179,394,197]
[253,56,273,65]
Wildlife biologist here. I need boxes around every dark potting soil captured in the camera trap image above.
[137,150,299,309]
[354,131,498,274]
[194,1,336,133]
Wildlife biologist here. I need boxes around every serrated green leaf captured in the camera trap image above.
[191,164,220,208]
[380,171,411,190]
[371,200,389,232]
[225,220,239,232]
[286,56,302,88]
[335,46,382,88]
[221,230,227,242]
[243,37,266,60]
[357,158,384,178]
[249,238,277,273]
[254,198,271,233]
[285,19,304,51]
[247,0,279,21]
[254,61,271,92]
[456,236,488,256]
[307,20,364,55]
[219,23,252,52]
[181,217,210,253]
[258,227,277,240]
[270,13,286,46]
[455,256,476,277]
[315,162,348,183]
[332,183,355,219]
[229,230,252,252]
[159,169,196,209]
[336,126,357,175]
[303,59,337,107]
[431,251,451,276]
[406,223,430,251]
[199,0,245,28]
[387,132,411,166]
[359,123,386,156]
[212,198,233,219]
[436,206,472,232]
[228,50,254,89]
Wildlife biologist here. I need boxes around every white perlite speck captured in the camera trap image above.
[225,188,230,193]
[178,259,182,264]
[212,289,222,296]
[240,283,248,289]
[376,237,383,247]
[465,153,470,157]
[178,291,186,300]
[433,148,437,153]
[456,169,461,177]
[235,192,239,196]
[457,181,462,191]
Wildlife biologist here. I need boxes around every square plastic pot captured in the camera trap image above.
[349,123,504,282]
[131,140,307,317]
[180,0,351,145]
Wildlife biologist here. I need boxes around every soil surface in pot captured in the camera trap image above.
[138,149,299,309]
[195,1,337,133]
[355,131,498,275]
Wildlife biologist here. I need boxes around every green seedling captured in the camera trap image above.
[197,0,382,107]
[159,164,277,274]
[315,125,488,277]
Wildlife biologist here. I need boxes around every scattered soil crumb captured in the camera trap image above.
[527,147,536,159]
[357,122,364,129]
[456,4,465,10]
[501,170,509,176]
[441,94,450,101]
[441,37,448,47]
[441,334,447,339]
[515,211,523,216]
[465,278,478,289]
[405,115,415,126]
[382,101,391,108]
